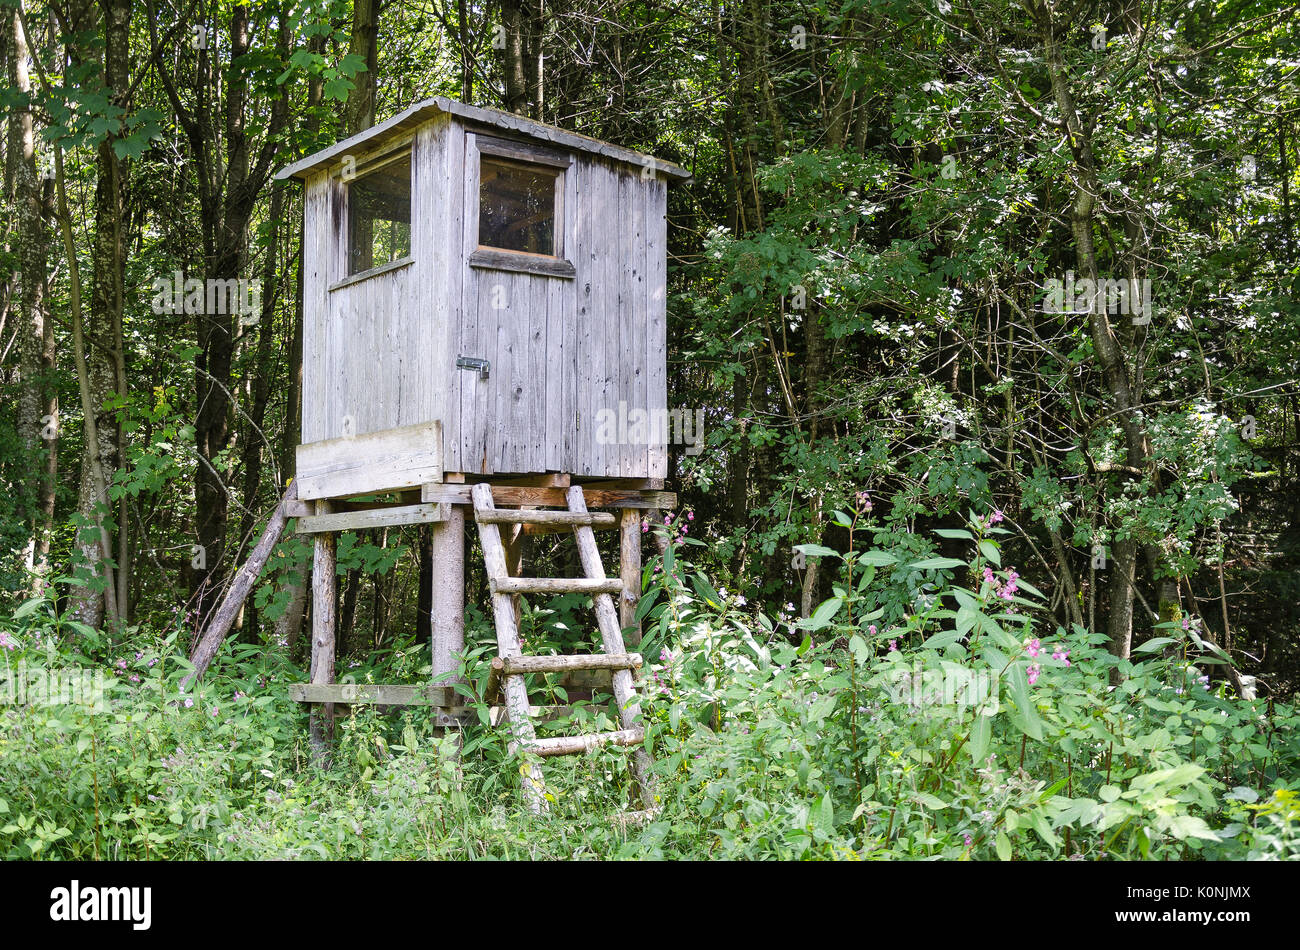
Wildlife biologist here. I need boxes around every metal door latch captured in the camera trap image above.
[456,355,490,380]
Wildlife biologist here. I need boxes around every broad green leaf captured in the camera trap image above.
[969,713,992,763]
[995,831,1012,860]
[1006,663,1043,740]
[1134,637,1176,654]
[978,540,1001,566]
[795,543,840,559]
[909,557,967,570]
[804,596,843,631]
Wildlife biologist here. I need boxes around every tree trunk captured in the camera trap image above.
[6,3,56,594]
[499,0,529,114]
[343,0,380,136]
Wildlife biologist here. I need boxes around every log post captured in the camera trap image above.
[308,500,336,764]
[503,520,524,630]
[430,504,466,690]
[184,481,298,687]
[620,508,643,646]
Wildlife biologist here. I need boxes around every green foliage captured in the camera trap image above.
[7,516,1293,860]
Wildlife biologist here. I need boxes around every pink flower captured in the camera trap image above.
[1025,638,1042,658]
[888,640,898,652]
[1051,647,1070,666]
[0,631,16,651]
[1027,663,1041,686]
[868,624,877,636]
[687,511,694,521]
[989,509,1004,524]
[963,833,973,847]
[982,566,995,586]
[641,519,649,533]
[183,698,194,708]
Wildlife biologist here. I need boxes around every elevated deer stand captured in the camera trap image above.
[272,97,688,812]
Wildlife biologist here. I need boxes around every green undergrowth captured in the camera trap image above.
[1,512,1297,859]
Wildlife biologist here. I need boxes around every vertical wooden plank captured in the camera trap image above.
[647,178,668,480]
[561,160,579,473]
[489,270,519,473]
[301,175,326,443]
[603,165,622,477]
[574,159,595,476]
[390,269,406,425]
[444,118,465,463]
[631,177,649,478]
[308,500,336,764]
[329,177,347,440]
[620,507,642,646]
[588,162,609,477]
[411,122,435,430]
[606,166,626,477]
[461,132,485,471]
[528,275,547,471]
[545,267,565,472]
[424,116,462,470]
[618,171,636,476]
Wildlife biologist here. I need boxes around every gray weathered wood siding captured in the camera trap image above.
[301,115,668,481]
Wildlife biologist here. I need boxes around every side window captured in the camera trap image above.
[478,158,561,257]
[347,155,412,275]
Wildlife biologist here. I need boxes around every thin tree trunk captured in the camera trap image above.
[7,3,56,594]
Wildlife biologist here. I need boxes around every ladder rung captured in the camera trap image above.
[477,510,617,527]
[495,653,642,676]
[529,728,645,757]
[490,577,624,596]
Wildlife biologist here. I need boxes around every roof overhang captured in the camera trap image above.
[274,96,691,183]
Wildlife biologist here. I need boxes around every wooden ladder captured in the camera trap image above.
[471,483,657,815]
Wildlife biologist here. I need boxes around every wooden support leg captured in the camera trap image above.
[308,502,336,765]
[430,505,466,686]
[503,522,524,631]
[620,508,643,647]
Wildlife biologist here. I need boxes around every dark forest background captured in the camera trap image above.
[1,0,1297,694]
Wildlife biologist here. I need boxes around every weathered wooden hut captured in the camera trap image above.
[270,98,689,812]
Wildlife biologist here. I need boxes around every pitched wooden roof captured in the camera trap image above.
[274,96,691,182]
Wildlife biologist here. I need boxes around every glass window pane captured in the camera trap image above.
[348,156,411,275]
[479,159,557,255]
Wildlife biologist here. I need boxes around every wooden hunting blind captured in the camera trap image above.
[275,95,690,490]
[270,98,690,813]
